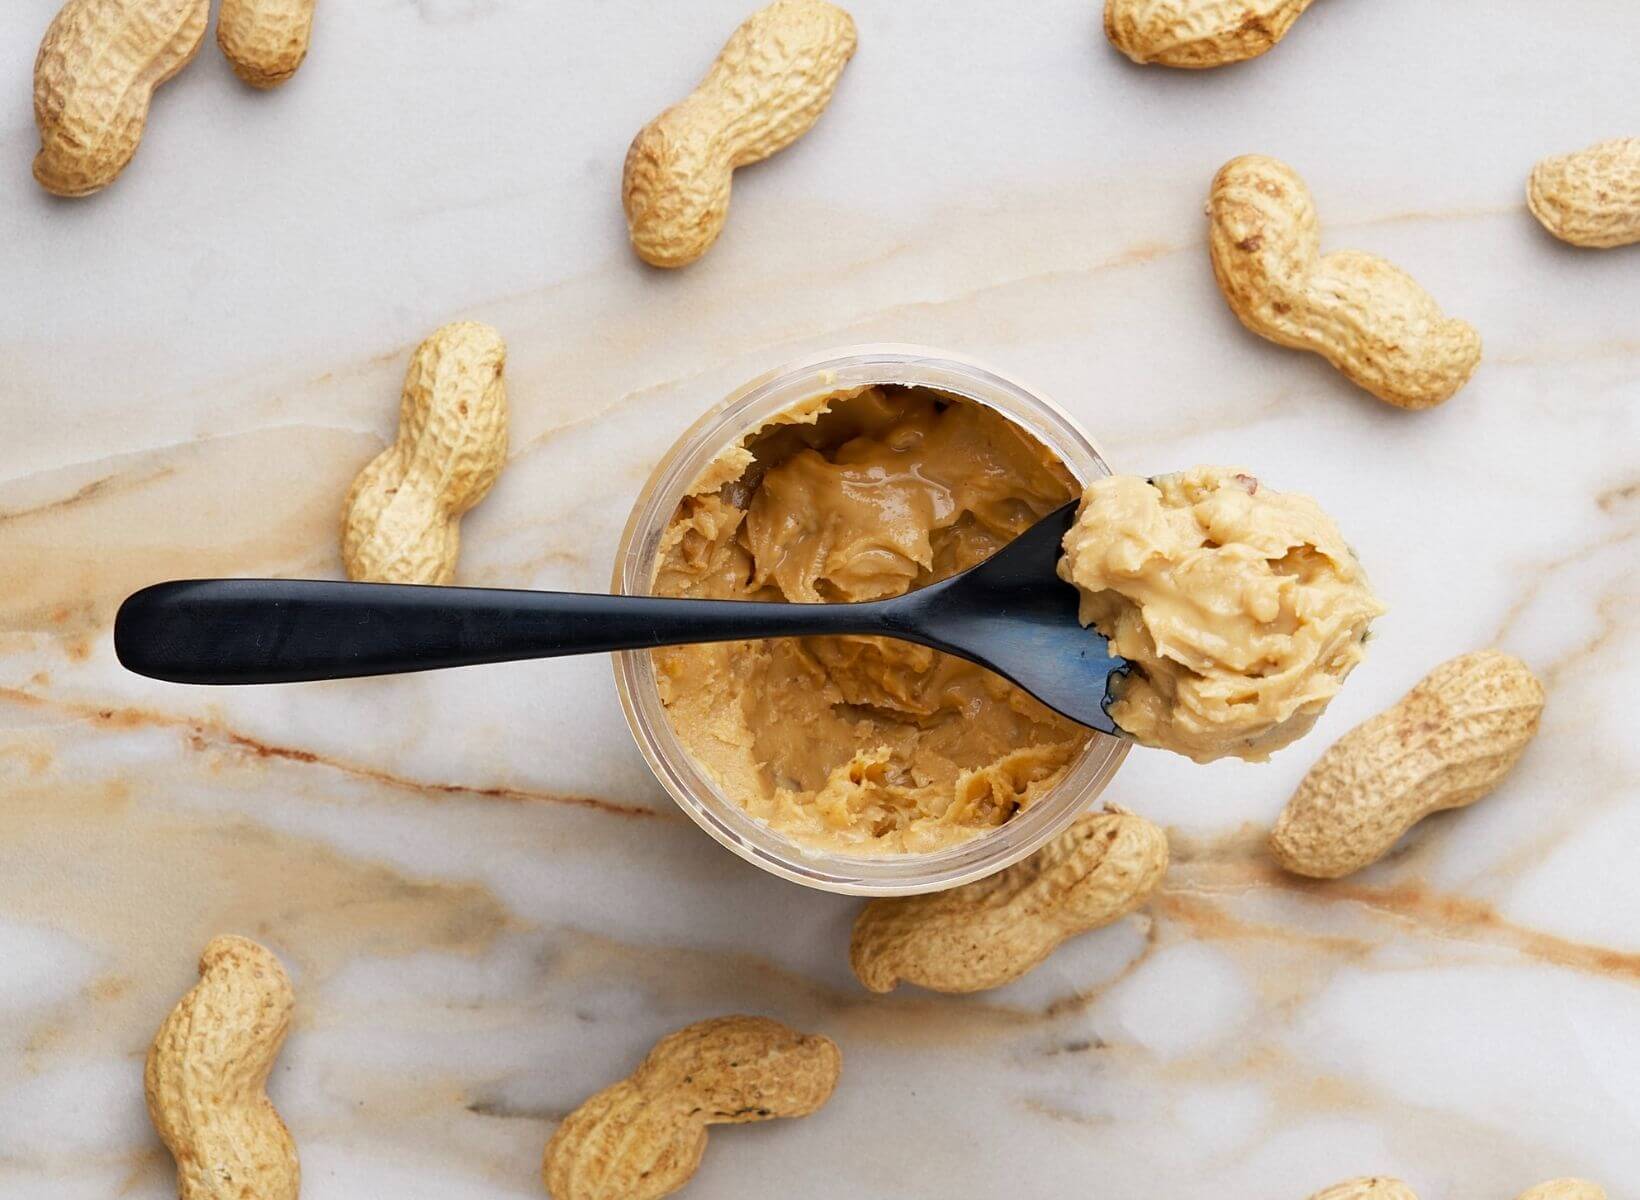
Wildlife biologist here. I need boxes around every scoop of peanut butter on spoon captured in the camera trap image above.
[1060,467,1386,762]
[116,466,1380,754]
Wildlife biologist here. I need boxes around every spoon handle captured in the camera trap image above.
[114,578,898,685]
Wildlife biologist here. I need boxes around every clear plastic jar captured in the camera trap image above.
[612,345,1129,895]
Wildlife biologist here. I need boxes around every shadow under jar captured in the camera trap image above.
[613,346,1129,895]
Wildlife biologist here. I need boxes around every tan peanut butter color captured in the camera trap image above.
[1058,467,1385,763]
[652,385,1092,855]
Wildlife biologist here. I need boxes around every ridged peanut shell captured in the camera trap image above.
[543,1015,841,1200]
[1105,0,1317,68]
[218,0,316,88]
[340,322,508,584]
[1516,1182,1607,1200]
[1528,137,1640,249]
[1208,155,1482,409]
[144,936,299,1200]
[850,805,1169,994]
[1270,651,1545,880]
[33,0,210,196]
[622,0,857,267]
[1308,1180,1419,1200]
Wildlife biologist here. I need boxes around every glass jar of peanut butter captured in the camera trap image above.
[612,346,1129,895]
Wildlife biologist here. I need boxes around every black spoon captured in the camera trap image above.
[114,501,1131,734]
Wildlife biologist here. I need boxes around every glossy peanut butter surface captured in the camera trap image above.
[652,386,1090,855]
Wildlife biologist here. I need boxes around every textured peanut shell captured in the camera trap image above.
[1515,1182,1607,1200]
[32,0,210,197]
[850,805,1169,994]
[218,0,316,88]
[144,936,299,1200]
[1208,155,1482,409]
[340,322,508,584]
[543,1015,841,1200]
[622,0,857,267]
[1270,650,1545,880]
[1528,137,1640,249]
[1105,0,1317,68]
[1308,1180,1419,1200]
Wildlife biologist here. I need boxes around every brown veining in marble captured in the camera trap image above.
[545,925,1037,1041]
[0,428,373,634]
[1153,890,1373,958]
[1487,534,1637,689]
[0,464,176,524]
[1168,854,1640,983]
[0,778,517,1071]
[0,684,667,820]
[1597,478,1640,513]
[1493,338,1640,367]
[1347,202,1521,229]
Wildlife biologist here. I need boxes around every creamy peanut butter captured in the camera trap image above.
[1058,466,1385,763]
[652,386,1092,856]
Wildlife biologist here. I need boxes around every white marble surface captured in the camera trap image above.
[3,1,1639,1196]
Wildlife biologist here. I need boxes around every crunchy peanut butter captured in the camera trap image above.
[1058,466,1385,763]
[652,385,1091,856]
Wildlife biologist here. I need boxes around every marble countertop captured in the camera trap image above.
[3,1,1638,1196]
